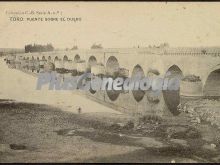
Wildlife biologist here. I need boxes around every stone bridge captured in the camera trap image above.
[6,47,220,118]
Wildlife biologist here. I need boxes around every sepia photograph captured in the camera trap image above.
[1,1,220,163]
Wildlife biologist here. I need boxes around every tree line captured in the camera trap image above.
[25,44,54,53]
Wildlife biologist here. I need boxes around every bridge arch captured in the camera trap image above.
[63,55,68,61]
[74,54,80,62]
[203,65,220,97]
[106,56,120,77]
[48,56,51,61]
[54,56,59,61]
[87,56,97,72]
[87,56,98,94]
[163,64,183,116]
[42,56,46,60]
[106,89,120,101]
[106,56,120,101]
[131,64,145,102]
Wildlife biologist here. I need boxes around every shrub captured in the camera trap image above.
[182,74,201,82]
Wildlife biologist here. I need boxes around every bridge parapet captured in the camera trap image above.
[163,47,220,57]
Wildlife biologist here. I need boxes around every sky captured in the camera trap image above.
[0,2,220,49]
